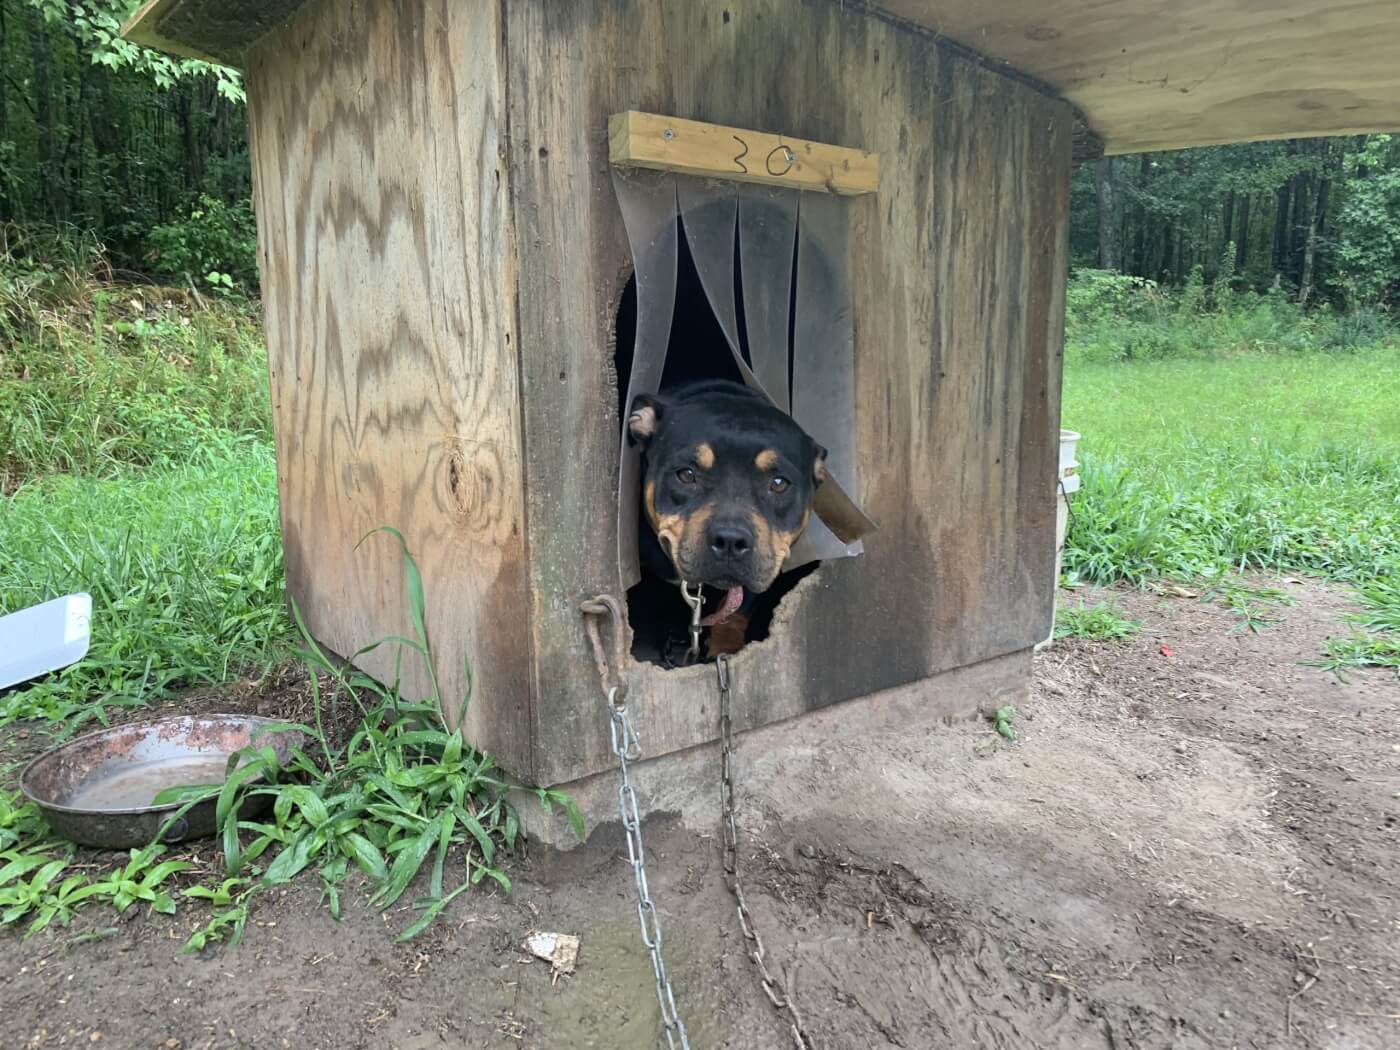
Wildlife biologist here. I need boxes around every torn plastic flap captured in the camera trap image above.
[738,184,797,414]
[789,189,872,563]
[613,168,679,589]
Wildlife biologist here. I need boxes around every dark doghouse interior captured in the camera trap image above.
[615,214,819,667]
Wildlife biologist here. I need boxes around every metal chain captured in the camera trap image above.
[717,655,816,1050]
[581,596,690,1050]
[680,582,705,664]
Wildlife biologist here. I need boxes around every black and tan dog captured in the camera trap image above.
[627,379,827,656]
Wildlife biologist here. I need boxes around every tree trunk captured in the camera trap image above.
[1094,157,1118,269]
[1290,169,1311,283]
[1235,194,1251,272]
[1298,154,1333,306]
[1221,190,1236,262]
[0,0,8,217]
[1273,180,1291,273]
[1133,153,1151,276]
[30,14,63,220]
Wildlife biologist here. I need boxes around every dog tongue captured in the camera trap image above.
[700,586,745,628]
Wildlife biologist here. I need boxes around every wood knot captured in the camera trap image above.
[443,440,503,535]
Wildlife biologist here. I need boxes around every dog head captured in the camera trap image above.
[628,380,826,594]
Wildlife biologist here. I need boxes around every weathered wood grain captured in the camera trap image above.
[245,0,534,773]
[508,0,1070,784]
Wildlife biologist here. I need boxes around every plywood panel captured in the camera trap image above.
[129,0,1400,155]
[876,0,1400,153]
[246,0,533,772]
[508,0,1069,784]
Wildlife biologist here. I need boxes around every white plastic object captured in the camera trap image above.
[1037,430,1081,650]
[1059,429,1081,495]
[0,593,92,690]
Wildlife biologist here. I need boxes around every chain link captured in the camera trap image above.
[717,655,816,1050]
[584,596,816,1048]
[608,691,691,1050]
[583,596,691,1050]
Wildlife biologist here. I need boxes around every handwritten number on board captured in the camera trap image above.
[732,135,749,174]
[766,144,795,176]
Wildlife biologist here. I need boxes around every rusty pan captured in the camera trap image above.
[18,714,305,849]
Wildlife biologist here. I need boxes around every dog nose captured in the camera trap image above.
[707,522,753,560]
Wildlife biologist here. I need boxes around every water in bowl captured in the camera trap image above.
[63,756,229,810]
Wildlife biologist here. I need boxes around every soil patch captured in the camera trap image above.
[4,577,1397,1049]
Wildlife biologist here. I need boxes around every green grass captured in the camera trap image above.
[1062,349,1400,585]
[0,437,288,726]
[1062,347,1400,672]
[0,290,268,494]
[1055,599,1142,641]
[1,227,283,726]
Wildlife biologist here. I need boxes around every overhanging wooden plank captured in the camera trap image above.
[871,0,1400,153]
[609,111,879,195]
[121,0,307,67]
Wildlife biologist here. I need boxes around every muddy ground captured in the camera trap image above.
[4,577,1398,1049]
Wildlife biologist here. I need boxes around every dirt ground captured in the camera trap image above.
[4,577,1398,1049]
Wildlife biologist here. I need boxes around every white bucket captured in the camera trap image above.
[1036,430,1080,650]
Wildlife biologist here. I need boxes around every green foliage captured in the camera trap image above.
[1,3,249,277]
[1356,575,1400,635]
[1320,574,1400,678]
[1200,580,1293,634]
[1319,632,1400,677]
[1074,136,1400,307]
[1335,136,1400,307]
[992,705,1016,741]
[1,833,193,935]
[1064,268,1159,328]
[1065,269,1398,364]
[148,195,259,293]
[1,226,269,490]
[25,1,243,99]
[1054,600,1142,641]
[0,440,289,726]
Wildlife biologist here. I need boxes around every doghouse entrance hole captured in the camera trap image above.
[614,215,819,666]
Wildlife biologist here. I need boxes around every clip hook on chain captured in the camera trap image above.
[680,581,704,664]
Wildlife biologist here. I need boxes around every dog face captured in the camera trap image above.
[628,380,826,594]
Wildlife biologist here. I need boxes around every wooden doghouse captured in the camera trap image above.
[125,0,1400,790]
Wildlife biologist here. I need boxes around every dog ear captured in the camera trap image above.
[627,393,665,447]
[812,443,829,486]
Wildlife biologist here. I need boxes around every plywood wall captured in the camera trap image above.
[506,0,1071,784]
[246,0,535,773]
[243,0,1069,785]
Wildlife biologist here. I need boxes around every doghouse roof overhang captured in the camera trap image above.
[124,0,1400,155]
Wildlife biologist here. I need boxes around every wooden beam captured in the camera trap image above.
[608,111,879,196]
[121,0,307,67]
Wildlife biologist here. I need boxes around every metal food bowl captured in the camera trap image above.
[19,714,305,849]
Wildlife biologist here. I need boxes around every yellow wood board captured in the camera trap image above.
[608,111,879,196]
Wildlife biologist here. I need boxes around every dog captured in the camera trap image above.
[627,379,827,657]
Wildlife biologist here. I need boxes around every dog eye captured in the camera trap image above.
[676,467,698,485]
[769,476,791,494]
